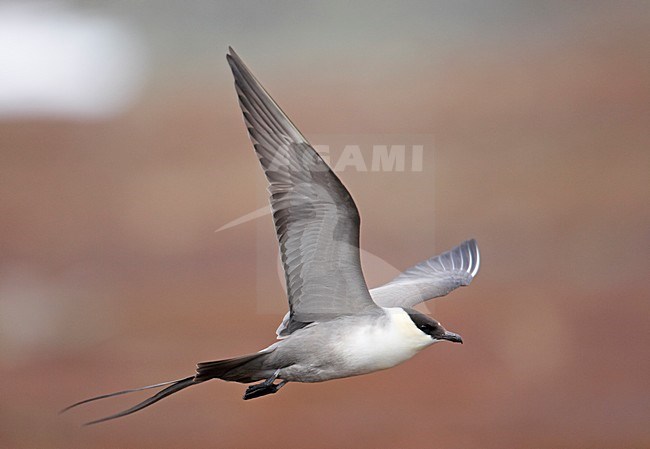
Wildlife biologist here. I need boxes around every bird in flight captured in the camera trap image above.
[63,47,480,425]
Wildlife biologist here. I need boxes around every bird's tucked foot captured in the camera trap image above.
[243,380,286,400]
[243,370,287,400]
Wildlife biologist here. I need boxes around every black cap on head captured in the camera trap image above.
[404,308,463,344]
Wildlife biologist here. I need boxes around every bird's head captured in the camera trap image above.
[404,308,463,344]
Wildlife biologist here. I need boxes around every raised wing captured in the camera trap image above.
[227,48,379,336]
[370,239,480,308]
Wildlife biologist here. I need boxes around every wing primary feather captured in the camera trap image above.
[369,238,480,309]
[470,239,480,277]
[227,47,379,335]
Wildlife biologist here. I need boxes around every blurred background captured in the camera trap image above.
[1,1,649,448]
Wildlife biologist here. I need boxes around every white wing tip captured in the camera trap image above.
[466,238,480,278]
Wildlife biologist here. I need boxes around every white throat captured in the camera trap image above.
[337,307,436,374]
[383,307,438,350]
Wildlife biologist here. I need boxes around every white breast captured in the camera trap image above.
[337,308,435,373]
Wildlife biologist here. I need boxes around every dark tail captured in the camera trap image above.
[61,376,199,426]
[196,351,273,383]
[62,351,273,425]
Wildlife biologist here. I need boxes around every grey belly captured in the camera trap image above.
[261,315,391,383]
[278,361,372,383]
[269,347,352,383]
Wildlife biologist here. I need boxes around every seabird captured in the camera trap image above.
[62,47,480,425]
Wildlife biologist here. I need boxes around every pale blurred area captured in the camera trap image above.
[1,1,649,448]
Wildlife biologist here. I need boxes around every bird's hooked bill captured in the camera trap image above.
[441,331,463,344]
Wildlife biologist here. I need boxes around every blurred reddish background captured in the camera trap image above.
[1,2,649,448]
